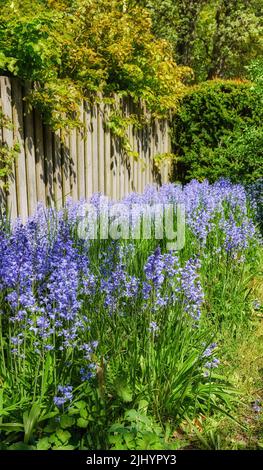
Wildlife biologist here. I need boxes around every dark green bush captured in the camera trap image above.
[171,79,263,183]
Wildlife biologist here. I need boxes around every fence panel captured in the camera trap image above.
[0,77,171,220]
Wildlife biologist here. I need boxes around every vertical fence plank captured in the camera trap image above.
[151,119,159,187]
[129,98,136,193]
[104,103,111,198]
[146,123,151,186]
[84,102,93,199]
[126,97,132,194]
[77,102,85,199]
[119,98,125,199]
[164,119,170,183]
[161,120,168,184]
[24,83,37,216]
[98,99,105,195]
[92,104,99,193]
[158,120,163,185]
[61,131,71,203]
[53,130,63,208]
[0,77,17,218]
[43,126,54,207]
[150,119,154,185]
[141,103,147,192]
[0,89,6,213]
[123,98,131,196]
[132,116,138,193]
[141,127,146,193]
[34,109,46,206]
[69,128,78,201]
[111,138,117,200]
[12,79,28,221]
[137,125,142,194]
[119,147,125,200]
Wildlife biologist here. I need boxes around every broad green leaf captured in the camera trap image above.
[77,417,89,428]
[9,442,35,450]
[60,415,75,429]
[23,403,41,444]
[52,445,75,450]
[56,429,71,444]
[36,437,51,450]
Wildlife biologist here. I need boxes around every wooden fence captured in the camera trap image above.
[0,77,171,221]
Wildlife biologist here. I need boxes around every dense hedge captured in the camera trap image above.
[171,80,263,183]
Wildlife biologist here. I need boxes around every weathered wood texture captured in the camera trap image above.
[0,78,171,220]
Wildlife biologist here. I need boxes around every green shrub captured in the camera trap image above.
[171,79,263,183]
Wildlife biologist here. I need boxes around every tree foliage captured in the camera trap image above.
[0,0,190,128]
[143,0,263,82]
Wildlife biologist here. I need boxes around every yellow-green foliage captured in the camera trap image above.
[0,0,190,129]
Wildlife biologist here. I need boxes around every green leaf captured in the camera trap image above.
[39,411,59,423]
[9,442,35,450]
[41,354,53,396]
[52,445,75,450]
[36,437,51,450]
[48,434,60,445]
[60,415,75,429]
[23,403,41,444]
[77,417,89,428]
[138,400,149,412]
[0,422,24,431]
[74,401,87,410]
[79,407,88,419]
[43,421,58,433]
[116,382,133,403]
[56,429,71,444]
[124,409,138,422]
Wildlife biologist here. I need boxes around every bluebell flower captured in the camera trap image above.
[148,321,159,334]
[80,363,97,381]
[205,358,220,369]
[54,385,73,407]
[203,343,217,357]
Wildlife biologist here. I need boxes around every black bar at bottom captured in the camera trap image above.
[0,450,262,467]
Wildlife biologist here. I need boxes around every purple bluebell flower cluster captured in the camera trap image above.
[180,258,204,321]
[202,342,220,375]
[54,385,73,407]
[204,358,220,369]
[143,247,180,308]
[0,179,259,409]
[101,261,139,314]
[202,342,217,357]
[80,363,97,381]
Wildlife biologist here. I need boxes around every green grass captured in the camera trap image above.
[173,250,263,449]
